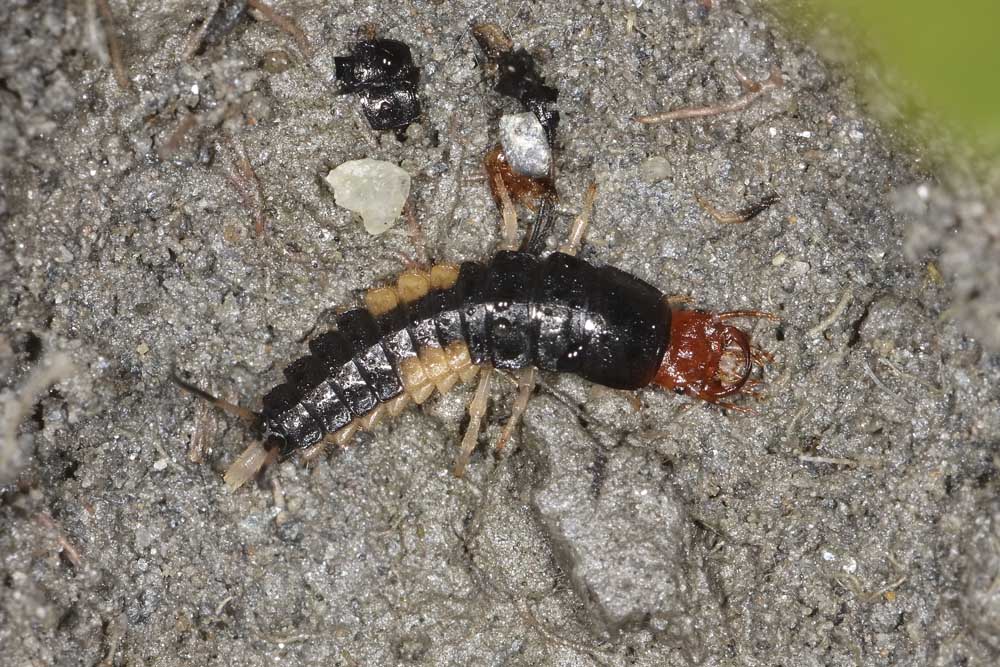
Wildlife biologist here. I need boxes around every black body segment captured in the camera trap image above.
[473,251,539,369]
[261,252,672,454]
[577,263,671,388]
[531,252,591,374]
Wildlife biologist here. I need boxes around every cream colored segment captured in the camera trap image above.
[398,355,435,404]
[430,263,460,290]
[435,371,459,395]
[445,340,472,373]
[300,438,329,463]
[365,287,399,316]
[418,346,453,394]
[359,404,385,431]
[445,341,480,383]
[459,363,480,383]
[223,441,270,490]
[386,392,410,417]
[332,421,359,446]
[397,269,430,303]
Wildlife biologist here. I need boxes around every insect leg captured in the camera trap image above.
[495,367,536,452]
[489,167,520,251]
[558,182,597,256]
[716,309,780,322]
[453,366,493,477]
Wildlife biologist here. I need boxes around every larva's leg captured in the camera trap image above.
[490,168,520,251]
[558,182,597,256]
[453,367,493,477]
[495,367,536,452]
[716,309,780,322]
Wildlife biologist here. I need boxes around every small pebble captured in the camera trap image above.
[325,159,411,235]
[639,156,673,184]
[261,49,292,74]
[499,112,551,178]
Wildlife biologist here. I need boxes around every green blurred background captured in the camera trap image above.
[773,0,1000,168]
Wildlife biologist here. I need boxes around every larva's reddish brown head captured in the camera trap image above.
[653,309,754,403]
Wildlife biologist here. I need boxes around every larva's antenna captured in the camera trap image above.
[170,370,261,426]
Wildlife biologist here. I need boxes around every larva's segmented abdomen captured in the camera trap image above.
[261,252,671,457]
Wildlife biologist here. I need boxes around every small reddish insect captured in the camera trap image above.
[175,162,776,490]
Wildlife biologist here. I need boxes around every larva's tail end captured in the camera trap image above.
[223,440,280,491]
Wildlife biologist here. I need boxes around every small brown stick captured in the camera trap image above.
[246,0,312,57]
[696,192,780,224]
[224,133,267,237]
[35,513,83,568]
[94,0,130,90]
[634,65,783,124]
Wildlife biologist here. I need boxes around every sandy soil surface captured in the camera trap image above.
[2,1,999,665]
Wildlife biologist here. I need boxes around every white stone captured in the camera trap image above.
[499,112,551,178]
[325,159,411,235]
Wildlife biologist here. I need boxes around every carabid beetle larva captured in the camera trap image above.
[174,172,775,489]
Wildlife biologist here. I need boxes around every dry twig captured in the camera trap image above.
[696,192,780,224]
[94,0,130,90]
[224,133,267,236]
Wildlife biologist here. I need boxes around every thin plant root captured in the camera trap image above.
[799,454,857,467]
[717,309,781,322]
[1,351,75,485]
[806,286,854,338]
[635,66,783,124]
[246,0,312,57]
[696,192,780,224]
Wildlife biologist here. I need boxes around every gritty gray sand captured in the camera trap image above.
[2,1,1000,665]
